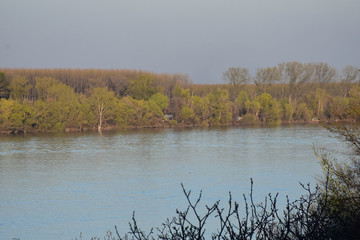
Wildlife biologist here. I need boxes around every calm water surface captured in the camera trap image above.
[0,125,343,239]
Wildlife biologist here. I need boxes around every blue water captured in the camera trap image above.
[0,124,344,240]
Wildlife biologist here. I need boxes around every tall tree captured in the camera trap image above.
[284,62,313,104]
[254,67,280,93]
[312,62,337,87]
[341,65,360,97]
[0,72,10,99]
[35,77,59,101]
[89,87,118,132]
[222,67,251,100]
[9,76,31,103]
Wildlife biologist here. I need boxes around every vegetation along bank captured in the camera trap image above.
[0,61,359,133]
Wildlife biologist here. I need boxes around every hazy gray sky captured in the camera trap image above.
[1,0,359,84]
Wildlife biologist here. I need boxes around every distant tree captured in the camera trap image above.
[255,93,281,123]
[315,88,329,119]
[329,96,349,119]
[222,67,251,100]
[33,82,82,131]
[0,99,33,133]
[89,87,118,131]
[208,89,232,125]
[277,63,288,99]
[279,98,294,122]
[9,76,31,103]
[284,62,312,104]
[294,102,313,121]
[312,62,337,87]
[0,72,10,99]
[180,106,195,124]
[192,95,210,125]
[234,90,249,116]
[35,77,59,101]
[341,65,360,97]
[149,93,169,113]
[254,67,280,93]
[128,74,156,100]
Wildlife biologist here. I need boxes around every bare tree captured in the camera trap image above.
[341,65,360,97]
[222,67,251,87]
[312,62,337,86]
[284,62,313,104]
[254,67,281,93]
[222,67,251,100]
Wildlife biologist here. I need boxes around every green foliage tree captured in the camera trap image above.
[234,90,249,116]
[128,74,156,100]
[294,103,313,121]
[255,93,281,123]
[9,76,31,103]
[208,89,232,125]
[89,87,118,131]
[118,96,137,127]
[35,77,59,101]
[33,82,82,131]
[192,95,210,125]
[0,98,33,133]
[315,88,329,119]
[180,106,195,124]
[279,99,294,122]
[149,93,169,113]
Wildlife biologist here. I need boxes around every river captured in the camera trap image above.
[0,124,344,240]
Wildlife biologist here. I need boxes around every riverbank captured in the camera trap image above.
[0,119,327,135]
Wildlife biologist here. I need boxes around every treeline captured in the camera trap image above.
[0,62,359,133]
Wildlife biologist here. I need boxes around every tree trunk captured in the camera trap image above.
[98,111,103,132]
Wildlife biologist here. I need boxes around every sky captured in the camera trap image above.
[1,0,359,84]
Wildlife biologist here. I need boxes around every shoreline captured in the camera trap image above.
[0,120,326,136]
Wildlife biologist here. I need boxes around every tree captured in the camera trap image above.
[222,67,251,86]
[127,74,156,100]
[0,72,10,99]
[208,89,232,125]
[149,93,169,113]
[312,62,337,87]
[329,96,349,120]
[234,90,249,116]
[192,95,210,125]
[35,77,59,101]
[254,67,280,93]
[9,76,31,103]
[284,61,313,104]
[33,82,82,131]
[89,87,118,131]
[0,98,33,133]
[255,93,281,123]
[341,65,360,97]
[222,67,250,100]
[315,88,329,119]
